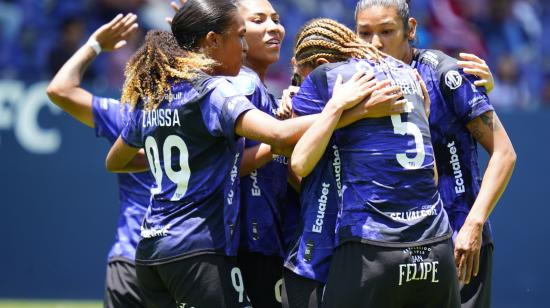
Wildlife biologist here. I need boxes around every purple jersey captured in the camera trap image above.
[121,75,255,265]
[296,58,451,248]
[92,96,153,262]
[412,49,495,245]
[281,184,301,254]
[230,67,290,257]
[283,81,344,282]
[284,142,342,282]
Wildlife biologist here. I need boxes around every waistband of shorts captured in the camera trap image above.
[338,232,452,249]
[134,249,227,266]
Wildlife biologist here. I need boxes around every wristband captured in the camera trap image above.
[87,37,102,55]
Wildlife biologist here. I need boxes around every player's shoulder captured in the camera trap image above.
[416,49,465,91]
[93,96,120,110]
[415,49,458,72]
[228,66,261,97]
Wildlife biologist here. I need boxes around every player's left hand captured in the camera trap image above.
[276,85,299,120]
[457,53,494,94]
[454,220,483,284]
[90,13,139,52]
[166,0,187,25]
[331,70,377,110]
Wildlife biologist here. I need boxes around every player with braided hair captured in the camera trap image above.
[282,18,421,308]
[354,1,516,307]
[288,18,460,307]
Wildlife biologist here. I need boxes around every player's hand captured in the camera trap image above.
[415,70,431,117]
[454,220,483,284]
[166,0,187,25]
[357,80,405,118]
[330,70,376,110]
[276,86,299,120]
[457,53,494,94]
[90,13,138,52]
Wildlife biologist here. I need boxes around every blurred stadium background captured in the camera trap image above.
[0,0,548,306]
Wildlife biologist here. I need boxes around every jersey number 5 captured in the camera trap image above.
[145,135,191,201]
[390,101,425,169]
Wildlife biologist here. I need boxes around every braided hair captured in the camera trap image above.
[294,18,385,68]
[121,30,215,111]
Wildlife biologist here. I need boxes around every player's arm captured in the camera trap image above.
[236,71,373,158]
[455,110,516,283]
[457,53,494,94]
[106,136,149,173]
[46,13,138,128]
[239,143,273,177]
[291,72,375,177]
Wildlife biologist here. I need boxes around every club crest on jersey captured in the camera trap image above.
[232,75,256,97]
[445,70,462,90]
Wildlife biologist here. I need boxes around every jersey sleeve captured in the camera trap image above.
[439,64,494,124]
[292,68,329,117]
[120,105,144,148]
[199,80,256,143]
[92,96,124,143]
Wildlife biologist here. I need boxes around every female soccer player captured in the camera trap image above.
[281,21,408,308]
[104,1,380,306]
[46,13,148,308]
[354,1,516,306]
[289,18,459,307]
[229,1,292,307]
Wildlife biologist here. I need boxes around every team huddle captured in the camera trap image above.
[46,0,516,307]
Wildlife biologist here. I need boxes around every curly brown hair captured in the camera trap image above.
[121,30,215,111]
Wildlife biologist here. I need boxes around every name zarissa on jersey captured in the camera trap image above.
[142,109,182,128]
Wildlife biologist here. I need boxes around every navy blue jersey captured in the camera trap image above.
[294,58,451,248]
[230,67,290,257]
[412,49,495,245]
[121,75,255,265]
[284,140,342,283]
[92,96,153,262]
[281,184,301,254]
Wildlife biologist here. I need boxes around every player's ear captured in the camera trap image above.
[204,31,222,49]
[315,57,330,66]
[407,17,417,42]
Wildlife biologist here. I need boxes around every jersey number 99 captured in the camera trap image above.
[145,135,191,201]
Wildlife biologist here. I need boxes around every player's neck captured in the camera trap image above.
[245,59,269,82]
[404,46,415,65]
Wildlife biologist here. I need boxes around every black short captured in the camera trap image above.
[323,239,460,308]
[136,254,251,308]
[104,259,146,308]
[281,268,324,308]
[237,252,283,308]
[460,243,493,308]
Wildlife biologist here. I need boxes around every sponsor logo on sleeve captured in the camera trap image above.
[312,183,330,233]
[448,141,465,194]
[445,70,462,90]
